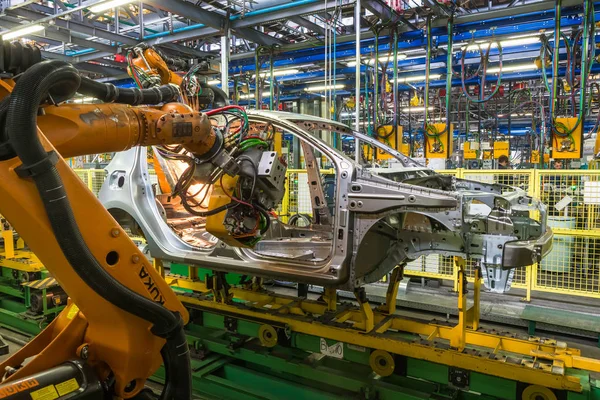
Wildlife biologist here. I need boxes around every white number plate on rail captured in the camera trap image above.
[320,338,344,359]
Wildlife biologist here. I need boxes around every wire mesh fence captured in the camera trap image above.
[532,234,600,296]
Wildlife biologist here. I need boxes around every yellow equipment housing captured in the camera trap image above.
[594,130,600,157]
[493,141,510,159]
[376,125,402,160]
[425,123,453,159]
[552,117,583,159]
[463,142,478,159]
[399,142,410,156]
[531,150,550,164]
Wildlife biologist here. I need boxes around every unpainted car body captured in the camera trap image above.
[100,111,552,292]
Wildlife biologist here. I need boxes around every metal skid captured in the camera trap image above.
[165,262,600,399]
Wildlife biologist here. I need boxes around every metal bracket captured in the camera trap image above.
[224,316,238,333]
[449,367,470,390]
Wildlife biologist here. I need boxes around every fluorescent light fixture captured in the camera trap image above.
[207,80,221,85]
[90,0,135,13]
[462,36,540,51]
[417,117,446,122]
[238,93,271,100]
[347,54,408,67]
[2,24,44,40]
[497,113,533,118]
[393,74,441,83]
[304,84,345,91]
[253,68,299,78]
[486,63,537,74]
[401,106,434,112]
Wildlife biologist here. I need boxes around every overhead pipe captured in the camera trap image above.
[229,0,320,20]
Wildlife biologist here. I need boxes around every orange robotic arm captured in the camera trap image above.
[0,61,223,399]
[128,45,184,88]
[37,102,216,158]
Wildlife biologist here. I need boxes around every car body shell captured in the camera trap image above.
[100,110,552,292]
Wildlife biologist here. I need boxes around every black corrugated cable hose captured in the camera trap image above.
[4,60,191,400]
[0,75,180,159]
[78,75,180,105]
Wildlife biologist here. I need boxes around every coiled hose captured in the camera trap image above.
[4,60,191,400]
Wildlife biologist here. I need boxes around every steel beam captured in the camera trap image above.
[159,43,216,59]
[290,16,325,37]
[362,0,419,30]
[144,0,283,46]
[6,7,139,46]
[3,0,115,28]
[230,1,345,30]
[362,0,401,24]
[143,26,220,47]
[143,0,225,30]
[123,6,139,25]
[422,0,451,16]
[40,51,70,61]
[6,5,215,62]
[74,51,116,63]
[42,50,125,76]
[0,17,118,54]
[444,0,582,26]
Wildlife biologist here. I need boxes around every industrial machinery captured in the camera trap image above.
[0,47,560,399]
[126,43,226,110]
[0,56,256,399]
[0,220,66,334]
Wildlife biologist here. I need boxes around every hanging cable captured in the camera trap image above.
[460,36,503,104]
[546,0,591,138]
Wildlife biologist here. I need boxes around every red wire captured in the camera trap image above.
[220,174,254,208]
[205,105,246,116]
[220,175,261,237]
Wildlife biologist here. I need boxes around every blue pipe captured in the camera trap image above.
[230,0,319,21]
[144,23,206,39]
[67,48,97,56]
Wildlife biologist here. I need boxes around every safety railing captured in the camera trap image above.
[72,166,600,302]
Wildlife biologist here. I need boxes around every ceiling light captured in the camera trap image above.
[401,106,434,112]
[304,84,345,92]
[89,0,135,13]
[462,36,540,51]
[417,117,446,122]
[487,63,537,74]
[253,68,299,78]
[2,24,44,40]
[393,74,441,83]
[497,113,533,118]
[347,54,408,67]
[238,93,271,99]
